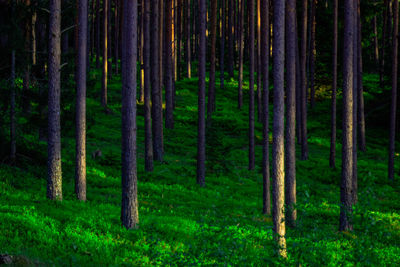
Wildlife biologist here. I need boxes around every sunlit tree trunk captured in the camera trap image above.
[186,0,191,78]
[96,0,100,68]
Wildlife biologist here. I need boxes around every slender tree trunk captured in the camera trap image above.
[151,0,164,162]
[197,0,206,187]
[186,0,191,78]
[380,0,389,87]
[261,0,270,215]
[339,0,354,232]
[108,0,112,79]
[10,50,16,163]
[256,0,262,123]
[285,0,296,228]
[101,0,108,108]
[309,0,316,108]
[352,0,358,205]
[75,0,88,201]
[166,0,174,129]
[177,0,182,80]
[139,0,145,103]
[144,0,154,172]
[300,0,309,160]
[295,18,302,145]
[249,0,255,171]
[207,0,218,121]
[220,0,225,90]
[238,0,244,109]
[227,0,234,77]
[389,0,398,181]
[160,0,164,89]
[357,2,366,153]
[272,0,287,257]
[115,0,120,74]
[96,0,100,68]
[373,16,379,72]
[121,0,139,230]
[47,0,63,201]
[330,0,338,169]
[32,9,37,66]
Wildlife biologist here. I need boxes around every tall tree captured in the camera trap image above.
[248,0,255,171]
[47,0,63,201]
[227,0,234,77]
[340,0,354,232]
[237,0,245,109]
[300,0,308,160]
[165,0,174,129]
[389,0,398,181]
[373,15,379,72]
[207,0,218,120]
[75,0,88,201]
[10,50,16,163]
[261,0,270,215]
[330,0,338,169]
[309,0,316,108]
[197,0,206,187]
[121,0,139,230]
[219,0,225,90]
[285,0,296,227]
[96,0,100,68]
[357,2,366,153]
[101,0,108,107]
[144,0,154,172]
[186,0,191,78]
[151,0,164,162]
[352,0,358,205]
[115,0,120,74]
[272,0,287,257]
[256,0,262,122]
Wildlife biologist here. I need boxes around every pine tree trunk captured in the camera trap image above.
[261,0,270,215]
[285,0,296,228]
[352,0,358,205]
[75,0,88,201]
[166,0,174,129]
[207,0,217,121]
[300,0,309,160]
[248,0,255,171]
[121,0,139,230]
[330,0,338,169]
[101,0,108,108]
[272,0,287,257]
[309,0,316,109]
[373,16,379,72]
[47,0,63,201]
[339,0,354,232]
[357,2,366,153]
[219,0,225,90]
[96,0,100,68]
[186,0,191,78]
[227,0,234,78]
[115,0,120,74]
[10,50,16,163]
[197,0,206,187]
[256,0,262,123]
[238,0,244,109]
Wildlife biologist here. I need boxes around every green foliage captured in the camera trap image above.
[0,65,400,266]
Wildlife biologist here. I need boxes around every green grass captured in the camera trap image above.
[0,68,400,265]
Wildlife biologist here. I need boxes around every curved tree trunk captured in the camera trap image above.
[47,0,63,201]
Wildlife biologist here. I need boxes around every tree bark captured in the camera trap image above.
[227,0,234,77]
[300,0,309,160]
[256,0,262,123]
[272,0,287,257]
[186,0,191,78]
[340,0,354,232]
[309,0,316,108]
[248,0,255,171]
[352,0,358,205]
[197,0,206,187]
[101,0,108,107]
[389,0,398,181]
[330,0,338,169]
[47,0,63,201]
[357,1,366,153]
[96,0,100,68]
[373,16,379,72]
[219,0,225,90]
[207,0,218,122]
[121,0,139,230]
[237,0,245,109]
[261,0,270,215]
[10,50,16,163]
[285,0,296,228]
[166,0,174,129]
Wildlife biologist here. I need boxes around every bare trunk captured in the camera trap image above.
[10,50,16,163]
[248,0,255,171]
[309,0,316,108]
[238,0,244,109]
[101,0,108,107]
[330,0,338,169]
[227,0,234,77]
[166,0,174,129]
[186,0,191,78]
[357,2,366,153]
[300,0,309,160]
[352,0,358,205]
[219,0,225,90]
[207,0,218,121]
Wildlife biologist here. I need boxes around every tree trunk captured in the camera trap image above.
[101,0,108,108]
[219,0,225,90]
[207,0,217,121]
[151,0,164,162]
[272,0,287,257]
[330,0,338,169]
[165,0,174,129]
[285,0,296,228]
[197,0,206,187]
[261,0,270,215]
[10,50,16,163]
[373,16,379,72]
[309,0,316,108]
[96,0,100,68]
[389,0,398,181]
[300,0,309,160]
[238,0,244,109]
[115,0,120,74]
[339,0,354,232]
[108,0,112,79]
[75,0,88,201]
[227,0,234,77]
[47,0,63,201]
[248,0,255,171]
[380,0,389,87]
[352,0,358,205]
[256,0,262,123]
[357,1,366,153]
[121,0,139,230]
[186,0,191,78]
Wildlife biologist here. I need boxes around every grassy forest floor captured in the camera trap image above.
[1,66,400,265]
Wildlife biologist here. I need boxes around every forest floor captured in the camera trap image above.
[0,67,400,265]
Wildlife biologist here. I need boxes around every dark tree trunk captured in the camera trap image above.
[108,0,112,79]
[261,0,270,215]
[75,0,88,201]
[121,0,139,230]
[177,0,182,80]
[144,0,154,172]
[248,0,255,171]
[47,0,63,201]
[300,0,309,160]
[219,0,225,90]
[357,2,366,153]
[237,0,244,109]
[197,0,206,187]
[352,0,358,205]
[272,0,287,257]
[227,0,234,77]
[115,0,120,74]
[340,0,354,232]
[186,0,191,78]
[295,18,302,145]
[207,0,217,121]
[373,16,379,72]
[285,0,296,228]
[256,0,262,123]
[10,50,16,163]
[330,0,338,169]
[96,0,100,68]
[380,0,389,87]
[309,0,316,108]
[165,0,174,129]
[151,0,164,162]
[101,0,108,107]
[389,0,398,181]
